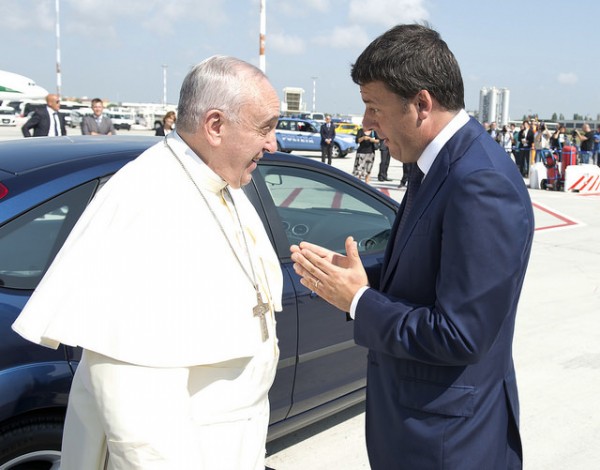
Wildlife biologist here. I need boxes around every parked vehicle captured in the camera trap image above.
[276,117,358,158]
[0,107,16,126]
[104,109,135,130]
[335,122,362,136]
[68,108,93,129]
[0,135,397,468]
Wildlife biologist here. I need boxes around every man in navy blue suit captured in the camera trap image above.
[291,24,533,469]
[22,94,67,137]
[319,114,336,164]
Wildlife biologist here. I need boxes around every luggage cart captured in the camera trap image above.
[540,149,562,190]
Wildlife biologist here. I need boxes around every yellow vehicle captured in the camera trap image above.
[335,122,361,136]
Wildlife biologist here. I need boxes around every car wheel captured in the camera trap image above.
[0,415,63,470]
[332,143,342,158]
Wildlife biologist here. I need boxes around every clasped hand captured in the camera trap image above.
[290,236,369,312]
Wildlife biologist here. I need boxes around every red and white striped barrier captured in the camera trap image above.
[565,164,600,193]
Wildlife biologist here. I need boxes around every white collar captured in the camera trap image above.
[417,109,469,178]
[168,131,228,194]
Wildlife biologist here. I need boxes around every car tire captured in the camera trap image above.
[0,414,63,469]
[332,143,342,158]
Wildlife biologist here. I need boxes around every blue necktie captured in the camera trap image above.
[397,165,423,234]
[53,113,60,136]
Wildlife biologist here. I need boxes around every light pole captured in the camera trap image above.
[311,76,318,113]
[259,0,266,73]
[162,65,167,106]
[55,0,62,97]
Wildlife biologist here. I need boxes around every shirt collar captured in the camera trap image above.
[417,109,469,178]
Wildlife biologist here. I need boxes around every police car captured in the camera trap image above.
[276,117,357,158]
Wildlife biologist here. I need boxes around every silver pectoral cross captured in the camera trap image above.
[253,291,270,342]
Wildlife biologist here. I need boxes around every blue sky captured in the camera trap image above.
[2,0,597,121]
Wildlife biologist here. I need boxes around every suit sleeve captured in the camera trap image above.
[21,113,40,137]
[354,169,533,366]
[107,118,117,135]
[60,115,67,136]
[81,117,91,135]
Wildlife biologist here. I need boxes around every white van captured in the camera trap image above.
[0,106,16,126]
[104,109,135,131]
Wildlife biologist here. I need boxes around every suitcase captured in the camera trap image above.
[561,145,578,175]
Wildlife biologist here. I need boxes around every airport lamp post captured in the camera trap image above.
[55,0,62,97]
[311,76,318,113]
[259,0,266,73]
[162,65,167,106]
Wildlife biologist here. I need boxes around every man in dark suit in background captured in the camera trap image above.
[21,94,67,137]
[377,137,392,181]
[319,114,336,164]
[517,120,534,177]
[291,24,533,469]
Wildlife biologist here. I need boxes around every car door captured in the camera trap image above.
[301,121,321,151]
[250,157,397,419]
[276,119,302,152]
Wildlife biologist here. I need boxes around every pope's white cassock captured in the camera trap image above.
[12,132,283,469]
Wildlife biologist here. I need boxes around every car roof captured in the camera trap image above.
[0,135,352,182]
[0,135,161,175]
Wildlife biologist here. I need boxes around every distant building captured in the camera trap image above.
[479,87,510,125]
[281,87,305,115]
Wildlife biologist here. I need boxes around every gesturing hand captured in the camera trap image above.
[290,236,369,312]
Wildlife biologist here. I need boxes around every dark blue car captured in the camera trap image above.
[0,135,397,468]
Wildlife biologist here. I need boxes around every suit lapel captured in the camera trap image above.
[381,152,449,289]
[380,118,483,290]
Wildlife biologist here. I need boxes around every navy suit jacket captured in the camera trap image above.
[320,122,335,146]
[22,108,67,137]
[355,117,534,469]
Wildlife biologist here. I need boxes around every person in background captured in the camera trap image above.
[573,123,594,164]
[320,115,336,164]
[510,123,519,159]
[155,110,177,136]
[534,122,551,162]
[377,137,392,181]
[12,56,283,470]
[499,124,515,159]
[487,121,499,142]
[517,120,534,176]
[21,94,67,137]
[81,98,116,135]
[353,127,379,183]
[593,124,600,166]
[398,161,414,188]
[550,123,566,151]
[290,23,533,470]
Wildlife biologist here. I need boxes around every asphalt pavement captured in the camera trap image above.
[1,125,599,469]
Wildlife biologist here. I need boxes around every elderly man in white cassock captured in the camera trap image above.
[12,56,284,469]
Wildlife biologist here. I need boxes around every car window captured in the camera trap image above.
[0,180,99,290]
[258,165,395,254]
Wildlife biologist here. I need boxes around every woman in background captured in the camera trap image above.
[155,110,176,136]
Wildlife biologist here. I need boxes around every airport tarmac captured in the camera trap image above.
[1,125,599,469]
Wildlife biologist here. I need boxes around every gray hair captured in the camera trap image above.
[176,56,267,133]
